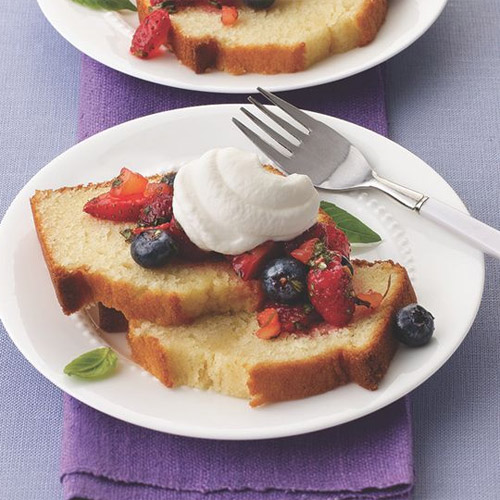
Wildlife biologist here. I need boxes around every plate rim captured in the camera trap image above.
[0,104,485,440]
[36,0,449,93]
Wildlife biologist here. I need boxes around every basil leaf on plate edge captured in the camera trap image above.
[64,347,118,379]
[69,0,137,12]
[320,201,382,244]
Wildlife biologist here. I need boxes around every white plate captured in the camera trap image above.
[0,105,483,440]
[37,0,448,93]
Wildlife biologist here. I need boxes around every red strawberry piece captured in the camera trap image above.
[284,222,350,258]
[137,192,173,227]
[290,238,320,265]
[83,192,148,222]
[283,223,324,254]
[272,303,321,333]
[307,262,355,327]
[231,241,279,281]
[322,221,350,257]
[143,181,173,199]
[304,239,343,272]
[130,9,172,59]
[256,308,281,340]
[109,168,148,198]
[166,217,208,261]
[221,5,238,25]
[356,290,384,309]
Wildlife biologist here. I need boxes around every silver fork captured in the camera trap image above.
[233,88,500,260]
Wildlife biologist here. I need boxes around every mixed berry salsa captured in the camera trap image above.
[83,167,386,340]
[84,166,434,346]
[131,1,276,58]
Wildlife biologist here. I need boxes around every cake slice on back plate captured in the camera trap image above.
[135,0,388,74]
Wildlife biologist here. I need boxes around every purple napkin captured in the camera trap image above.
[61,56,413,500]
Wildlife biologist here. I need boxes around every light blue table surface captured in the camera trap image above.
[0,1,498,498]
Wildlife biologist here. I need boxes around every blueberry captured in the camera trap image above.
[243,0,275,10]
[262,257,308,304]
[394,304,435,347]
[131,229,177,268]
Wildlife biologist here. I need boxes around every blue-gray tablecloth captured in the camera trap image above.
[0,1,498,498]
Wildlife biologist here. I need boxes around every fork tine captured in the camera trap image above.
[240,107,297,153]
[257,87,316,129]
[232,118,290,168]
[247,97,308,140]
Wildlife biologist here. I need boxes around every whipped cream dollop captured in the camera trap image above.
[172,148,319,255]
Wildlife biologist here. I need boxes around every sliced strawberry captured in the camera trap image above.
[83,192,148,222]
[256,308,281,340]
[356,290,384,309]
[109,168,148,198]
[307,262,355,327]
[144,182,173,199]
[131,9,172,59]
[290,238,320,265]
[231,241,279,281]
[221,5,238,25]
[166,217,207,261]
[284,222,350,258]
[298,242,352,276]
[323,221,350,258]
[284,223,323,254]
[138,192,173,227]
[272,303,321,333]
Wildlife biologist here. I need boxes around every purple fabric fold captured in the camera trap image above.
[62,396,413,500]
[61,55,413,500]
[77,57,387,142]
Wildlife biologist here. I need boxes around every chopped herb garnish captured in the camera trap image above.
[160,172,177,185]
[290,279,304,293]
[120,228,134,243]
[161,1,177,13]
[303,303,313,314]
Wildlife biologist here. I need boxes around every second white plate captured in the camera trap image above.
[0,104,483,440]
[37,0,448,93]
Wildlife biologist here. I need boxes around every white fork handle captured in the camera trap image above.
[419,197,500,259]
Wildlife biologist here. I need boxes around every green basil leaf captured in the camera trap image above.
[64,347,118,379]
[320,201,382,244]
[69,0,137,12]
